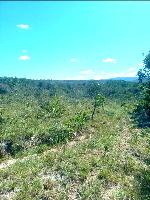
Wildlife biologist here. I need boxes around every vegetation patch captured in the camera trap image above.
[0,77,150,199]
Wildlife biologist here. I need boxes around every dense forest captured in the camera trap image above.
[0,77,150,200]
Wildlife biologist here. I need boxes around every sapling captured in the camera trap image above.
[91,94,105,120]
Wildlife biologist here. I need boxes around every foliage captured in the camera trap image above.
[91,94,105,120]
[0,102,149,200]
[41,96,65,118]
[0,77,140,101]
[134,51,150,126]
[86,80,101,98]
[0,76,149,199]
[94,94,105,107]
[137,51,150,83]
[65,111,89,132]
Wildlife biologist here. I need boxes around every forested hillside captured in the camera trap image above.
[0,77,139,99]
[0,77,149,200]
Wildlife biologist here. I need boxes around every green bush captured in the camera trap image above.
[91,94,105,120]
[65,111,89,132]
[41,96,65,118]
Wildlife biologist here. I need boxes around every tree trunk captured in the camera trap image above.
[91,104,96,120]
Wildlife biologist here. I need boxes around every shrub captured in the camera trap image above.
[91,94,105,120]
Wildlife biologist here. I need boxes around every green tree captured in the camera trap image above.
[86,81,105,120]
[138,51,150,82]
[86,80,100,98]
[91,94,105,120]
[137,51,150,117]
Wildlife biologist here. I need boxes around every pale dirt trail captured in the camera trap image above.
[0,134,87,170]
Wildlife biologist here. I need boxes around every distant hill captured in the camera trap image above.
[0,76,140,100]
[109,77,138,82]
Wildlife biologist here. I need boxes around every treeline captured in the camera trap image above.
[0,77,140,102]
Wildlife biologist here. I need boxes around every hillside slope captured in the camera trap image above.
[0,102,150,200]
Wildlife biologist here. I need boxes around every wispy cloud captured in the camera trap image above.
[80,69,94,76]
[128,67,136,72]
[22,49,28,53]
[138,63,144,67]
[19,55,30,61]
[65,67,138,80]
[70,58,77,63]
[16,24,30,30]
[65,71,92,80]
[65,76,80,80]
[102,58,117,64]
[125,67,138,77]
[94,68,138,80]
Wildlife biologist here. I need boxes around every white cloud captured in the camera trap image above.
[22,49,28,53]
[80,69,94,76]
[94,71,136,80]
[128,67,136,72]
[70,58,77,63]
[138,63,144,67]
[126,67,138,77]
[19,55,30,61]
[102,58,117,64]
[65,75,84,80]
[64,67,138,80]
[16,24,30,30]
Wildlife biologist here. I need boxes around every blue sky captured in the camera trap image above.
[1,1,150,80]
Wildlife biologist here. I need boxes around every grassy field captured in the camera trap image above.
[0,99,150,200]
